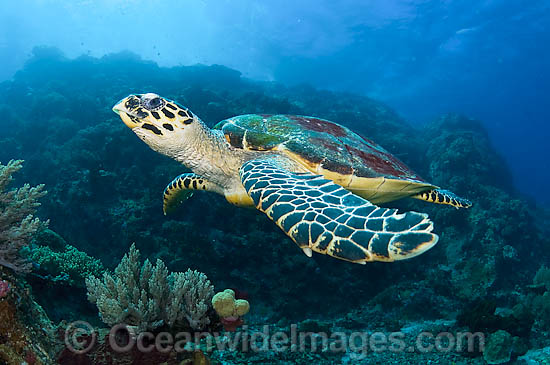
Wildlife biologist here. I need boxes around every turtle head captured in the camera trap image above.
[113,93,198,158]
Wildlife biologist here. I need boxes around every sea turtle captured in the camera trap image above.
[113,93,471,264]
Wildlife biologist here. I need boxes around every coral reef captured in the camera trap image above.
[86,244,215,332]
[531,292,550,327]
[56,333,211,365]
[0,160,59,364]
[0,273,59,364]
[0,160,47,272]
[534,265,550,291]
[0,47,549,363]
[524,265,550,332]
[518,346,550,363]
[27,243,104,287]
[483,330,513,364]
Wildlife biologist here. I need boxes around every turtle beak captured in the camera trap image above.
[112,97,126,115]
[113,97,140,129]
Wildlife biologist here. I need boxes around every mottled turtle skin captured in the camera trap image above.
[113,93,471,265]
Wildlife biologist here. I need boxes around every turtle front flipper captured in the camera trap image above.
[163,173,213,215]
[239,160,439,264]
[412,189,472,209]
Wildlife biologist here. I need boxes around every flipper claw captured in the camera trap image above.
[302,247,313,257]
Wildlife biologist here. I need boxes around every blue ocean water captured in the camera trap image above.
[1,0,549,204]
[1,1,550,364]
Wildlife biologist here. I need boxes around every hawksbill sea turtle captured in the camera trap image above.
[113,93,471,264]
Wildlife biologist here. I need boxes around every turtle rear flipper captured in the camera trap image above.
[412,189,472,209]
[239,160,439,263]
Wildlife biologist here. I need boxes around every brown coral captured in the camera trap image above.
[86,244,215,332]
[0,160,47,272]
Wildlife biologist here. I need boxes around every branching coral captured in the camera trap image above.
[165,269,215,330]
[0,160,47,272]
[85,243,214,332]
[27,244,104,287]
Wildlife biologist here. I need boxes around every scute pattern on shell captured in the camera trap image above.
[215,114,423,180]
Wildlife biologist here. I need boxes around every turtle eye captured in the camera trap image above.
[142,96,166,111]
[150,97,162,108]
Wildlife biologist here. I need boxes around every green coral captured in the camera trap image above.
[483,330,513,364]
[27,244,104,287]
